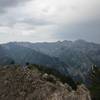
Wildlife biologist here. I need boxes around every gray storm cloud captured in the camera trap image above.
[0,0,31,13]
[0,0,100,43]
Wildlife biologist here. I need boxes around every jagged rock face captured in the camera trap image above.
[0,66,91,100]
[47,85,91,100]
[49,92,91,100]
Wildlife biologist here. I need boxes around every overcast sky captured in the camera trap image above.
[0,0,100,43]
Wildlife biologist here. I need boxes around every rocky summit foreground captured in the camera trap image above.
[0,65,91,100]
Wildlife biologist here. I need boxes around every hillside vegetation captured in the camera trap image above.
[88,65,100,100]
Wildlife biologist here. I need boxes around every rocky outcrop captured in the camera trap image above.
[0,66,91,100]
[47,84,91,100]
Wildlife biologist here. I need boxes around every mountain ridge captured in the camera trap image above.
[0,39,100,83]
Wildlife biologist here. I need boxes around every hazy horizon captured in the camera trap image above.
[0,39,100,45]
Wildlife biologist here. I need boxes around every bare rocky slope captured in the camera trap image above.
[0,65,91,100]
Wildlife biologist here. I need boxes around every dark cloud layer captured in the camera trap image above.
[0,0,30,13]
[57,20,100,43]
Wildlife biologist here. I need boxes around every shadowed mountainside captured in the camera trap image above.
[1,40,100,83]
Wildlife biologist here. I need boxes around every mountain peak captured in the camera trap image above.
[74,39,87,43]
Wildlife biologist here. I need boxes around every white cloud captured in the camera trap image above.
[0,0,100,43]
[22,0,100,23]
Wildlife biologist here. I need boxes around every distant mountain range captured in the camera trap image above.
[0,39,100,83]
